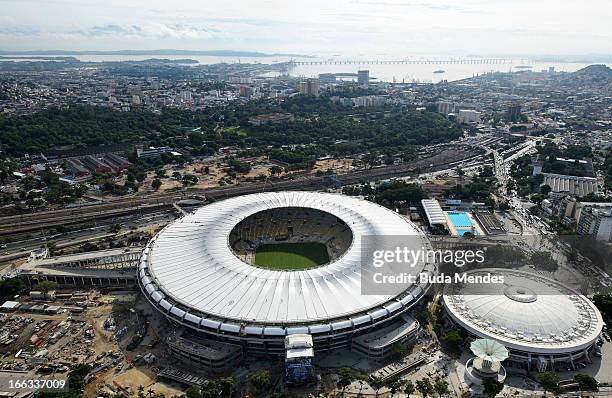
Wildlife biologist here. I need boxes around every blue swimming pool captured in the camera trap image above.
[446,211,479,236]
[456,228,477,236]
[447,211,473,227]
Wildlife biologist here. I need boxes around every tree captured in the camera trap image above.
[200,377,233,398]
[479,166,494,178]
[0,278,25,300]
[249,370,271,394]
[484,196,496,209]
[152,178,162,191]
[391,344,407,360]
[440,329,463,351]
[337,367,356,396]
[227,158,251,174]
[185,385,201,398]
[356,373,370,393]
[433,379,450,397]
[404,380,416,397]
[385,377,404,397]
[213,377,233,398]
[33,280,59,295]
[182,174,199,185]
[498,201,510,211]
[593,294,612,322]
[431,224,449,235]
[416,378,434,398]
[482,379,504,397]
[540,184,552,195]
[573,374,598,392]
[67,363,92,394]
[375,181,427,207]
[109,224,122,234]
[45,241,57,256]
[370,376,386,397]
[530,251,558,272]
[538,371,562,395]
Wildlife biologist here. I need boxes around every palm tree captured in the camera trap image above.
[137,386,145,398]
[404,380,416,397]
[434,379,450,397]
[385,377,404,397]
[370,376,385,398]
[356,373,370,394]
[416,378,434,398]
[336,368,355,397]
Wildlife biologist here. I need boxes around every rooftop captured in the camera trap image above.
[141,191,433,326]
[421,199,447,226]
[443,268,604,354]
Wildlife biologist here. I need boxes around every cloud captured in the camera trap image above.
[63,23,219,39]
[350,0,476,13]
[0,26,40,36]
[0,0,610,56]
[67,24,133,37]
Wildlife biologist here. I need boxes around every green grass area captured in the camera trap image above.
[254,242,330,270]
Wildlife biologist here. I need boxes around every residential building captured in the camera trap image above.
[437,101,455,115]
[576,207,612,241]
[507,103,522,122]
[542,173,598,196]
[456,109,482,124]
[353,95,386,107]
[136,146,172,158]
[357,70,370,86]
[299,79,320,96]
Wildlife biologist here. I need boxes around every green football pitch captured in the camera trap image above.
[254,242,330,270]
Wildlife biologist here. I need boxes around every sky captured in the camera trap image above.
[0,0,611,58]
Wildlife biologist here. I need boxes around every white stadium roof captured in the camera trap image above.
[443,269,604,354]
[140,191,433,330]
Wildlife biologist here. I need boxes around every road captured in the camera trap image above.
[489,137,612,289]
[0,210,175,265]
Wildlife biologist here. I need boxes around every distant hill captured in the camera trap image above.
[573,64,612,79]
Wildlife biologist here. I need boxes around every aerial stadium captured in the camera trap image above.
[138,191,435,359]
[442,269,604,372]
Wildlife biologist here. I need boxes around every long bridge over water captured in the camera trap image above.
[282,58,529,66]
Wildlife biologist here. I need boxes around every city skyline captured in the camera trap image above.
[1,0,611,58]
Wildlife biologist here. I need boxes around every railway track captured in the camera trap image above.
[0,148,479,235]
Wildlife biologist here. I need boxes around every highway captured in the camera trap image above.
[0,210,174,264]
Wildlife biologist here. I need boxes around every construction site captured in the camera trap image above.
[0,286,182,396]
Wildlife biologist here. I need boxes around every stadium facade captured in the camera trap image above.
[138,191,435,357]
[442,269,604,372]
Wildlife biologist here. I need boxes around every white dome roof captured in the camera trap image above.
[443,269,603,354]
[141,191,433,328]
